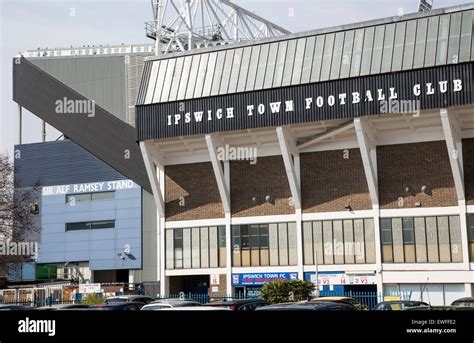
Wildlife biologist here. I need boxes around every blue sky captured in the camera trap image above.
[0,0,469,154]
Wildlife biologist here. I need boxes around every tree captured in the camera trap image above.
[260,279,315,304]
[0,153,40,278]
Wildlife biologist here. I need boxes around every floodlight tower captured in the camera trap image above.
[146,0,290,55]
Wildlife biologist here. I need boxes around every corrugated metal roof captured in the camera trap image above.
[137,5,474,106]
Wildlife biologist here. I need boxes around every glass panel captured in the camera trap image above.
[426,217,439,263]
[218,226,226,267]
[272,41,288,87]
[333,220,344,264]
[144,61,160,104]
[91,192,114,201]
[278,223,288,265]
[313,221,323,265]
[174,229,183,269]
[370,26,385,74]
[183,228,191,269]
[381,24,396,73]
[381,218,392,243]
[160,59,176,102]
[185,55,201,99]
[391,22,406,72]
[413,18,428,69]
[303,222,313,265]
[364,219,376,264]
[254,44,269,90]
[66,222,89,231]
[320,33,335,81]
[269,223,279,266]
[343,220,354,264]
[202,52,217,97]
[211,51,226,96]
[166,230,174,269]
[246,46,261,91]
[436,14,450,65]
[310,35,325,82]
[354,219,365,263]
[67,193,91,203]
[168,57,184,102]
[330,32,345,80]
[437,217,451,263]
[459,11,473,63]
[322,221,333,264]
[291,38,306,85]
[191,227,200,268]
[199,228,209,269]
[447,12,462,64]
[414,217,427,263]
[350,29,365,77]
[219,50,234,94]
[237,47,252,92]
[402,20,417,70]
[90,220,115,229]
[340,30,354,78]
[288,222,298,265]
[227,48,242,93]
[402,218,415,244]
[392,218,404,263]
[300,36,316,84]
[449,216,462,262]
[193,54,209,98]
[282,40,297,86]
[263,43,278,88]
[425,16,440,67]
[177,56,192,100]
[152,59,168,103]
[209,226,218,268]
[360,27,375,76]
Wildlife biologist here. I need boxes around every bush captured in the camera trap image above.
[260,280,315,304]
[81,293,105,305]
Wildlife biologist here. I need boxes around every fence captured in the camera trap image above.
[1,287,412,310]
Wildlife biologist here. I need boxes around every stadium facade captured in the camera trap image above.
[12,3,474,304]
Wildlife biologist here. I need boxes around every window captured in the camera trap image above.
[303,219,375,265]
[66,220,115,231]
[66,191,114,204]
[381,216,462,263]
[166,226,226,270]
[468,215,474,262]
[232,223,295,267]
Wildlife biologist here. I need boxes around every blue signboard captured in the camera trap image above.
[232,272,298,286]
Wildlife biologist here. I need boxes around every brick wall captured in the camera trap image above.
[165,162,224,221]
[210,274,227,297]
[377,141,457,209]
[463,138,474,205]
[231,156,294,217]
[301,149,372,213]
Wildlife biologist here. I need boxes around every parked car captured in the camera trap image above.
[451,297,474,308]
[256,301,357,311]
[37,304,91,311]
[373,300,429,311]
[141,299,202,311]
[205,299,270,311]
[310,296,366,310]
[0,304,34,311]
[152,306,231,311]
[105,295,155,305]
[90,302,144,311]
[403,305,474,311]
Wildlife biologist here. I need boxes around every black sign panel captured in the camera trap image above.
[136,63,473,140]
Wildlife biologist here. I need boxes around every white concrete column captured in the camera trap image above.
[224,161,233,297]
[158,165,167,295]
[17,105,22,145]
[294,155,304,280]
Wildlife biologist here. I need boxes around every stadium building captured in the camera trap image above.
[12,3,474,304]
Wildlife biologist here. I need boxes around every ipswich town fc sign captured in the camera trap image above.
[136,63,473,140]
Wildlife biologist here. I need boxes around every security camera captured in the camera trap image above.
[265,194,273,203]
